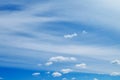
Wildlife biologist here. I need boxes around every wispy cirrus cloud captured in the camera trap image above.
[49,56,77,62]
[32,72,40,76]
[0,0,120,76]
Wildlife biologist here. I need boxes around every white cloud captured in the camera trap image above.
[45,62,53,66]
[1,0,120,74]
[32,72,40,76]
[75,63,87,69]
[2,38,120,73]
[111,59,120,65]
[52,72,62,77]
[93,78,99,80]
[49,56,77,62]
[53,0,120,31]
[64,33,77,39]
[46,72,50,74]
[71,77,76,80]
[110,72,120,76]
[61,68,73,74]
[13,41,120,61]
[82,30,88,34]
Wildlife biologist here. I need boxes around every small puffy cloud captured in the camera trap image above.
[0,77,3,80]
[46,71,50,74]
[110,72,120,76]
[52,72,62,77]
[75,63,87,69]
[49,56,77,62]
[62,78,67,80]
[82,30,88,34]
[111,59,120,65]
[32,72,40,76]
[71,77,76,80]
[64,33,77,39]
[93,78,99,80]
[45,62,53,66]
[61,68,73,74]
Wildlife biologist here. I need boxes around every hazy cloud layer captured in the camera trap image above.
[0,0,120,75]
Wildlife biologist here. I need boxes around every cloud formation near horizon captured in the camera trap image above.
[52,72,62,77]
[32,72,40,76]
[0,0,120,77]
[49,56,77,62]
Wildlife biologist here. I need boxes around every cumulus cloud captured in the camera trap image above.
[32,72,40,76]
[45,62,53,66]
[64,33,77,39]
[52,72,62,77]
[75,63,87,69]
[61,68,73,74]
[93,78,99,80]
[1,0,120,75]
[49,56,77,62]
[111,59,120,65]
[110,72,120,76]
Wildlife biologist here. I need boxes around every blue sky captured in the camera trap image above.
[0,0,120,80]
